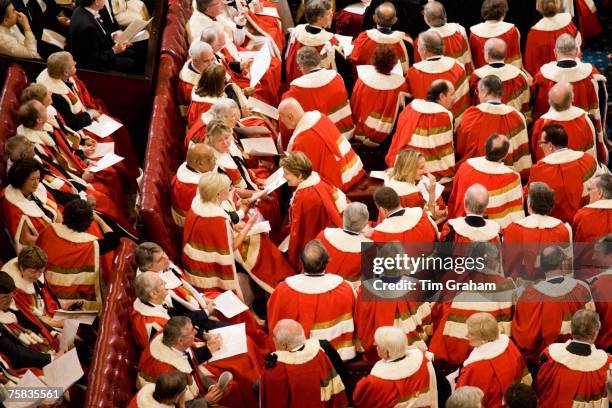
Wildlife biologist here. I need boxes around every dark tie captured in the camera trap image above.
[27,194,55,221]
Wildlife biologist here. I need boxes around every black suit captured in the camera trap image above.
[13,0,67,57]
[0,310,53,369]
[362,0,428,39]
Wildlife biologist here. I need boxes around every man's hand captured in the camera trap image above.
[111,30,123,41]
[233,11,247,26]
[206,333,223,353]
[204,385,224,404]
[82,171,95,182]
[243,87,255,97]
[112,41,131,54]
[57,12,70,26]
[252,0,263,13]
[240,57,253,71]
[87,109,101,120]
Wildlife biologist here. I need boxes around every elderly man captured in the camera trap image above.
[187,0,245,46]
[448,133,524,228]
[456,75,531,178]
[414,1,473,74]
[590,235,612,351]
[532,81,600,162]
[469,38,530,118]
[353,326,437,407]
[446,387,484,408]
[528,123,597,224]
[386,79,455,179]
[315,202,372,284]
[279,98,364,191]
[268,240,356,360]
[573,174,612,243]
[281,46,353,141]
[442,184,501,243]
[260,319,348,407]
[536,310,611,407]
[177,41,217,115]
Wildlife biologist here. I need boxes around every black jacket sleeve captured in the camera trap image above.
[98,231,120,254]
[51,93,92,130]
[0,330,52,369]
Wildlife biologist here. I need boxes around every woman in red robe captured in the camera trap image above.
[187,64,228,129]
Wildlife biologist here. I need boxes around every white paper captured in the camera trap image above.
[417,176,444,202]
[370,170,386,180]
[343,1,367,15]
[42,29,66,49]
[391,60,403,76]
[240,137,278,156]
[248,220,271,236]
[84,114,122,138]
[263,167,285,187]
[238,51,258,60]
[43,348,84,391]
[131,29,150,42]
[115,18,152,44]
[257,6,279,17]
[60,319,80,351]
[334,33,354,56]
[53,310,97,325]
[278,235,289,252]
[89,142,115,158]
[213,291,249,318]
[88,152,124,173]
[208,323,248,362]
[446,369,460,394]
[249,46,271,88]
[4,371,48,408]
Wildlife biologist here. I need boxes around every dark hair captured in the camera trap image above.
[7,158,42,189]
[162,316,191,347]
[300,240,330,274]
[18,245,48,269]
[484,133,509,162]
[63,199,94,232]
[541,0,559,17]
[374,186,401,211]
[479,75,503,98]
[16,100,42,129]
[0,0,11,21]
[595,234,612,256]
[0,272,16,294]
[152,371,187,404]
[426,80,451,103]
[372,44,398,75]
[481,0,508,20]
[594,174,612,199]
[80,0,97,7]
[504,383,538,408]
[542,123,568,148]
[304,0,331,24]
[195,0,217,12]
[540,245,566,272]
[528,182,555,215]
[195,64,226,98]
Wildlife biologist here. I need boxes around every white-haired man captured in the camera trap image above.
[177,41,217,115]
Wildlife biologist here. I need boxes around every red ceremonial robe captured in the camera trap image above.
[440,217,501,244]
[127,383,172,408]
[186,93,225,129]
[591,269,612,351]
[287,111,364,191]
[267,274,357,360]
[469,20,523,69]
[241,1,285,55]
[385,99,455,178]
[455,102,532,178]
[286,172,347,269]
[351,65,409,146]
[0,304,58,356]
[350,28,411,73]
[572,199,612,280]
[456,335,532,408]
[573,0,603,39]
[315,227,372,283]
[333,2,367,37]
[177,60,200,117]
[524,13,580,76]
[511,276,595,362]
[535,341,610,408]
[406,56,470,123]
[281,68,354,141]
[260,338,348,408]
[353,349,437,408]
[171,162,203,227]
[527,149,597,223]
[284,24,341,84]
[130,298,171,350]
[381,173,445,219]
[447,157,524,228]
[414,23,474,74]
[371,207,439,244]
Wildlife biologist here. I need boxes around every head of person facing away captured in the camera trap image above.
[463,184,489,217]
[272,318,307,351]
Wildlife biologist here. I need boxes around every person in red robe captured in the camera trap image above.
[535,309,610,407]
[128,371,192,408]
[386,79,455,180]
[454,313,532,407]
[187,64,228,129]
[177,41,217,117]
[524,0,580,76]
[353,326,437,407]
[279,98,364,191]
[260,319,348,407]
[469,0,523,69]
[512,245,595,365]
[456,75,532,178]
[531,34,607,163]
[349,2,412,73]
[267,241,357,361]
[351,44,410,147]
[281,152,348,270]
[315,202,372,285]
[281,46,353,141]
[590,235,612,352]
[469,38,531,119]
[532,81,598,162]
[407,30,470,123]
[333,0,368,38]
[528,123,597,224]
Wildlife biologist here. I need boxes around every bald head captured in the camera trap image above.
[548,81,573,111]
[273,319,306,351]
[484,38,507,63]
[278,98,305,130]
[374,2,397,28]
[186,143,216,173]
[300,240,329,275]
[464,184,489,215]
[555,33,578,59]
[423,1,446,27]
[485,133,510,162]
[418,30,444,58]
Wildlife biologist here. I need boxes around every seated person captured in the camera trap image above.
[12,0,69,58]
[187,64,228,129]
[0,0,40,59]
[446,386,484,408]
[111,0,149,27]
[178,41,217,115]
[128,371,198,408]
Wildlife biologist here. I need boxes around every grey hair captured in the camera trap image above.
[343,202,369,233]
[133,272,160,303]
[304,0,331,24]
[273,319,306,350]
[210,97,239,119]
[135,242,163,269]
[464,184,489,215]
[423,1,447,27]
[555,33,578,56]
[594,174,612,199]
[200,24,222,45]
[419,31,444,55]
[189,41,213,60]
[4,136,29,161]
[446,386,484,408]
[571,309,600,342]
[484,38,506,61]
[374,326,407,359]
[162,316,191,347]
[296,46,321,70]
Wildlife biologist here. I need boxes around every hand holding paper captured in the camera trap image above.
[115,18,152,44]
[88,152,124,173]
[84,114,122,138]
[213,291,249,318]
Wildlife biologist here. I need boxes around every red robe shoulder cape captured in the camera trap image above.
[469,20,522,69]
[267,274,356,360]
[353,349,437,408]
[524,13,580,76]
[535,341,610,408]
[440,217,501,243]
[170,162,202,227]
[455,103,532,178]
[316,227,372,283]
[284,24,340,84]
[573,0,603,39]
[511,277,595,362]
[382,173,444,212]
[0,305,58,356]
[414,23,473,74]
[287,111,364,191]
[572,199,612,243]
[385,99,455,178]
[186,93,225,129]
[350,66,409,146]
[130,298,170,350]
[350,29,411,73]
[591,270,612,350]
[371,207,439,244]
[447,157,524,228]
[286,172,347,269]
[406,56,470,123]
[456,335,532,408]
[177,59,200,117]
[260,338,348,408]
[528,149,597,223]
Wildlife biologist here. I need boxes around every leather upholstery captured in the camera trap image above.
[0,64,29,182]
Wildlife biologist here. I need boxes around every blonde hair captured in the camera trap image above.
[47,52,72,79]
[466,312,499,343]
[280,151,312,180]
[205,119,232,146]
[538,0,560,17]
[374,326,407,360]
[198,172,231,203]
[389,149,423,182]
[20,84,47,104]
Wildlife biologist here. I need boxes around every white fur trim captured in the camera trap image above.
[467,157,516,175]
[375,208,425,233]
[176,162,203,185]
[533,277,589,298]
[133,298,170,319]
[356,65,405,90]
[148,335,192,373]
[288,111,322,151]
[50,223,97,243]
[179,60,200,86]
[448,217,500,241]
[1,259,35,294]
[370,349,425,380]
[585,199,612,209]
[514,214,562,229]
[290,24,334,47]
[470,21,515,38]
[285,273,344,294]
[365,28,406,44]
[540,61,593,83]
[542,106,586,122]
[410,99,450,115]
[429,23,464,39]
[274,338,321,364]
[476,102,516,116]
[290,69,338,88]
[190,200,230,220]
[323,228,371,253]
[463,334,510,367]
[294,172,321,194]
[136,383,174,408]
[413,56,458,74]
[190,93,225,104]
[541,149,584,165]
[384,173,421,197]
[532,13,572,31]
[18,125,56,147]
[548,341,608,372]
[4,184,55,221]
[473,63,527,82]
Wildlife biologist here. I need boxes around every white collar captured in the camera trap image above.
[132,298,170,319]
[414,56,458,74]
[274,338,321,364]
[284,273,344,294]
[467,157,516,175]
[532,13,572,31]
[463,335,510,367]
[50,223,97,243]
[294,172,321,193]
[470,20,514,38]
[514,214,562,229]
[1,259,36,294]
[290,111,321,145]
[176,162,205,185]
[356,65,405,90]
[149,335,192,373]
[384,172,420,196]
[473,63,525,82]
[541,106,586,122]
[375,207,425,234]
[3,184,54,221]
[585,199,612,209]
[410,99,450,114]
[290,69,338,88]
[540,60,593,83]
[447,217,500,241]
[476,102,515,116]
[322,228,371,253]
[365,28,406,44]
[136,384,174,408]
[541,149,584,165]
[370,349,425,380]
[533,276,586,298]
[548,341,608,372]
[190,199,230,220]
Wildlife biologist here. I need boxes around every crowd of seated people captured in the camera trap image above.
[0,0,611,406]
